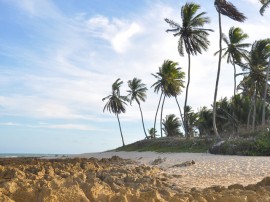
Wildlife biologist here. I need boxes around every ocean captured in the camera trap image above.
[0,153,69,158]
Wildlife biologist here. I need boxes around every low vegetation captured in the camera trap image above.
[116,137,214,153]
[116,127,270,156]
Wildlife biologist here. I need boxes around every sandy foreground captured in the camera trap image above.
[1,152,270,201]
[76,151,270,190]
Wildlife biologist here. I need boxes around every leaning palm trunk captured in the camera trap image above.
[184,53,191,138]
[247,102,252,129]
[213,11,222,141]
[137,101,148,138]
[116,113,125,146]
[154,92,163,138]
[252,85,258,131]
[160,95,166,137]
[233,60,237,135]
[175,96,185,133]
[262,57,270,125]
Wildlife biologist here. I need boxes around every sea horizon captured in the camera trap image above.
[0,153,71,158]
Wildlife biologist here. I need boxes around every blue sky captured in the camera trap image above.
[0,0,269,154]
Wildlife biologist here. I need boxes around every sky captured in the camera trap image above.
[0,0,269,154]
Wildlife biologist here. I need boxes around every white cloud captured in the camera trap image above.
[1,0,270,133]
[111,23,141,53]
[86,15,142,53]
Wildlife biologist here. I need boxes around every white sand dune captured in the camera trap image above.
[76,151,270,190]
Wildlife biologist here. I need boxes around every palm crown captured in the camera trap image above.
[259,0,270,15]
[214,0,246,22]
[165,2,213,56]
[162,114,182,137]
[219,27,250,64]
[127,78,147,105]
[152,60,185,97]
[102,79,128,114]
[238,39,270,97]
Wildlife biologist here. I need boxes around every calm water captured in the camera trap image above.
[0,153,69,158]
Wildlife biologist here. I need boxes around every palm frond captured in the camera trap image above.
[260,0,270,15]
[214,0,246,22]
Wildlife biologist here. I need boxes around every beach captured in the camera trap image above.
[77,151,270,190]
[1,152,270,201]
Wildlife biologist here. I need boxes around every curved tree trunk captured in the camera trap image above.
[175,96,185,133]
[213,12,222,141]
[184,53,191,138]
[262,57,270,125]
[116,113,125,146]
[136,100,148,138]
[154,92,163,138]
[160,95,166,138]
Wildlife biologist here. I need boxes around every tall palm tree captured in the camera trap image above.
[214,27,250,135]
[127,78,148,138]
[213,0,246,140]
[259,0,270,15]
[259,1,270,125]
[165,2,213,138]
[262,58,270,125]
[238,39,270,130]
[152,60,185,138]
[102,79,128,146]
[215,27,250,97]
[162,114,182,137]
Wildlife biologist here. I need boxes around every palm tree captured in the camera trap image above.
[127,78,148,138]
[214,27,250,135]
[215,27,250,97]
[102,78,128,146]
[185,106,200,137]
[238,39,270,130]
[262,58,270,125]
[259,0,270,15]
[152,60,185,138]
[148,128,157,139]
[162,114,182,137]
[259,1,270,125]
[165,2,213,138]
[213,0,246,140]
[198,106,213,137]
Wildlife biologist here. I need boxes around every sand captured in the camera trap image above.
[1,153,270,201]
[76,151,270,190]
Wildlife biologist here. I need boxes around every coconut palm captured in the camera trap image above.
[259,1,270,124]
[127,78,148,138]
[259,0,270,15]
[214,27,250,135]
[197,106,213,137]
[162,114,182,137]
[238,39,270,130]
[215,27,250,97]
[152,60,185,138]
[148,128,157,139]
[102,78,128,146]
[262,58,270,125]
[165,2,213,138]
[213,0,246,140]
[185,106,200,137]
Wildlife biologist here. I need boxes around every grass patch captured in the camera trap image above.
[116,137,214,153]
